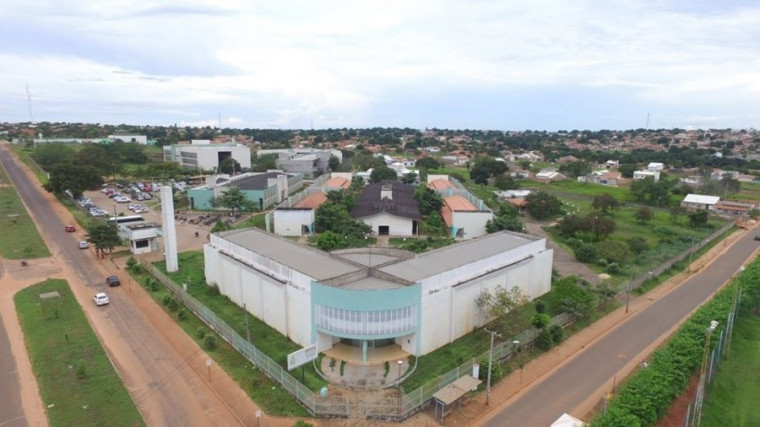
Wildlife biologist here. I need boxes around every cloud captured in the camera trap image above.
[0,0,758,129]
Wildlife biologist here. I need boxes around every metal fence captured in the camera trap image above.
[683,287,742,427]
[139,259,573,420]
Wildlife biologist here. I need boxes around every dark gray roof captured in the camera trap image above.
[232,172,286,191]
[350,182,422,220]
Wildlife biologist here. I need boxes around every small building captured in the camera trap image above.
[495,189,531,199]
[163,143,251,171]
[681,194,720,211]
[118,222,161,254]
[633,170,660,182]
[647,162,665,172]
[350,182,422,236]
[534,170,566,184]
[272,173,353,236]
[108,134,148,144]
[710,169,740,181]
[605,160,620,169]
[187,171,303,211]
[441,195,492,239]
[714,200,756,216]
[579,170,621,186]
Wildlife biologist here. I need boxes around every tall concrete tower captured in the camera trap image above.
[160,186,179,272]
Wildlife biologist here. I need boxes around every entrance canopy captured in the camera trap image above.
[432,375,482,421]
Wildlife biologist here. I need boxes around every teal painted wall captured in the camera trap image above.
[312,282,420,311]
[187,189,215,210]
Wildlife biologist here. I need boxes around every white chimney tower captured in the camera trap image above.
[160,186,179,272]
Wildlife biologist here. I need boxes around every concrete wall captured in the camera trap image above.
[451,211,492,239]
[274,209,314,236]
[361,212,415,236]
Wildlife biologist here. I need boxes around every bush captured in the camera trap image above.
[535,301,546,314]
[125,257,139,272]
[549,325,565,343]
[196,327,206,339]
[597,258,608,267]
[383,361,390,378]
[531,313,551,329]
[478,357,504,383]
[535,329,554,351]
[626,237,649,254]
[575,243,599,263]
[176,308,188,321]
[206,285,220,296]
[161,294,172,306]
[606,263,621,274]
[340,360,346,376]
[596,240,631,263]
[203,335,216,350]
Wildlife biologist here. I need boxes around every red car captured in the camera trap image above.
[65,225,76,232]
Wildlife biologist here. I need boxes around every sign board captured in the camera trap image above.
[287,344,318,371]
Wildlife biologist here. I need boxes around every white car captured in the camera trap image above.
[93,293,110,306]
[78,241,89,249]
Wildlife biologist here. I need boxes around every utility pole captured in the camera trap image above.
[485,329,501,406]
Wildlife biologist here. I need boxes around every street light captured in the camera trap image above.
[688,236,698,274]
[625,271,633,314]
[485,329,501,406]
[512,340,523,383]
[397,360,404,409]
[694,320,719,427]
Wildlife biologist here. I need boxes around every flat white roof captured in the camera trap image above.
[683,194,720,205]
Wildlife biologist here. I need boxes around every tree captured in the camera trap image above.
[559,160,592,178]
[87,221,120,258]
[252,153,278,172]
[75,144,117,176]
[591,194,620,214]
[593,282,618,310]
[494,175,518,190]
[524,191,563,220]
[416,156,441,170]
[211,220,232,233]
[618,163,636,178]
[328,155,341,172]
[30,143,75,170]
[413,186,443,216]
[423,211,447,236]
[688,209,709,229]
[218,158,241,174]
[369,165,398,183]
[44,161,104,198]
[596,240,631,263]
[401,172,418,184]
[626,236,649,254]
[469,164,490,185]
[486,204,524,233]
[634,206,654,224]
[475,286,531,339]
[214,187,255,214]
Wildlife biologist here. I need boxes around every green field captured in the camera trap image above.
[15,279,144,426]
[0,160,50,259]
[700,314,760,426]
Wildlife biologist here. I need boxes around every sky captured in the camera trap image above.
[1,0,759,131]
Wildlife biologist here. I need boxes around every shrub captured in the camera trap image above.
[203,335,216,350]
[596,240,631,263]
[162,294,173,306]
[329,358,336,371]
[606,263,621,274]
[176,308,188,321]
[549,325,565,343]
[535,301,546,314]
[167,297,180,311]
[125,257,138,272]
[478,357,504,383]
[340,360,346,376]
[206,285,220,296]
[535,329,554,351]
[626,237,649,254]
[531,313,551,329]
[383,361,390,378]
[597,258,608,267]
[196,327,206,339]
[575,243,599,263]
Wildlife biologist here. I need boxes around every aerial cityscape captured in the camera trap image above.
[2,1,760,427]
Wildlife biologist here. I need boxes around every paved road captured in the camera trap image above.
[0,148,243,426]
[0,310,26,427]
[484,235,756,426]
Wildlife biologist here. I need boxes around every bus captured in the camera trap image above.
[107,215,144,224]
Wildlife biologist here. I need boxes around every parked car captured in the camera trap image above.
[65,225,76,232]
[754,235,760,241]
[78,241,89,249]
[106,275,121,287]
[93,292,110,306]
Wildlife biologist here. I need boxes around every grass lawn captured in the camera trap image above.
[0,162,50,259]
[15,279,144,426]
[127,254,312,416]
[10,145,48,184]
[701,314,760,426]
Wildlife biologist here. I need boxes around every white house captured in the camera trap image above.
[633,170,660,182]
[681,194,720,211]
[350,182,422,236]
[163,143,251,171]
[647,162,665,172]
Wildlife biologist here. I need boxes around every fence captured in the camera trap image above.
[682,287,741,427]
[138,259,573,421]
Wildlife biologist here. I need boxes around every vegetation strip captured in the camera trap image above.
[0,157,50,259]
[15,279,144,426]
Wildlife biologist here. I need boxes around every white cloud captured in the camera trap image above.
[1,0,759,129]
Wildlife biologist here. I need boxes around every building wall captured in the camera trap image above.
[361,212,415,236]
[451,211,492,239]
[274,209,315,236]
[165,145,251,170]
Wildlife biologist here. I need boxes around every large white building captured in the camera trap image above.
[163,143,251,171]
[204,228,553,360]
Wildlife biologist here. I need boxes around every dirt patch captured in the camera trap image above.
[658,374,698,426]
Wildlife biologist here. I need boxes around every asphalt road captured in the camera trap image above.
[484,235,756,426]
[0,148,242,426]
[0,310,26,427]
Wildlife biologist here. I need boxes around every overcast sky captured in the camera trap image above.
[2,1,759,131]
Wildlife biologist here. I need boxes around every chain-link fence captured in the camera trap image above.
[683,287,742,427]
